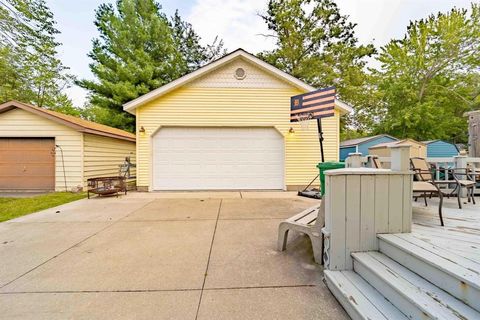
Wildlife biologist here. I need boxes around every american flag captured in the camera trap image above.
[290,86,336,122]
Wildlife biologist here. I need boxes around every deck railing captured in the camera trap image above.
[466,157,480,166]
[345,153,480,193]
[347,154,480,171]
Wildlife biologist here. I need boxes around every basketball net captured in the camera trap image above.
[295,112,314,130]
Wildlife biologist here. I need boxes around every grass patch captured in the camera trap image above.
[0,192,87,222]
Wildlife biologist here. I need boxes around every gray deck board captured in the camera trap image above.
[324,270,407,320]
[411,198,480,277]
[324,197,480,319]
[353,251,480,320]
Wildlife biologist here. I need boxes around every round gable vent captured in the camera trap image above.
[234,67,246,80]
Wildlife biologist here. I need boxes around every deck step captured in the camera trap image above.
[352,251,480,320]
[324,270,407,320]
[378,233,480,311]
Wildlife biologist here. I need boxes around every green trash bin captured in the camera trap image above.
[317,162,345,195]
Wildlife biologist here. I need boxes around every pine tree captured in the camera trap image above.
[78,0,225,132]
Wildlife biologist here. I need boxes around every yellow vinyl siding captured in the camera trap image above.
[136,87,339,189]
[0,108,83,191]
[83,134,136,185]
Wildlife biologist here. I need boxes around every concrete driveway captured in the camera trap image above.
[0,192,348,320]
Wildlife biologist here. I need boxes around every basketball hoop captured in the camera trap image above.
[290,87,336,199]
[295,112,314,130]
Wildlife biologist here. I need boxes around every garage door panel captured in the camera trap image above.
[0,176,54,189]
[0,150,53,163]
[0,138,55,190]
[153,128,284,190]
[0,164,55,176]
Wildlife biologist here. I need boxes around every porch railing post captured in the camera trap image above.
[346,152,363,168]
[454,155,468,197]
[390,145,410,172]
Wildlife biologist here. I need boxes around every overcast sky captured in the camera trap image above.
[46,0,474,107]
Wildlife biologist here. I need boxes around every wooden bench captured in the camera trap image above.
[277,201,324,264]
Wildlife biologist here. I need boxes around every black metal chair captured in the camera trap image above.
[450,168,476,205]
[410,157,465,208]
[409,158,445,226]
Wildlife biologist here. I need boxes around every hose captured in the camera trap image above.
[55,144,68,192]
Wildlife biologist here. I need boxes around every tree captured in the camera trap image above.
[258,0,375,124]
[0,0,74,109]
[170,10,225,74]
[369,4,480,143]
[78,0,225,132]
[80,103,128,129]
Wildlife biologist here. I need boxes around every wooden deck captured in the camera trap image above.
[412,197,480,271]
[324,197,480,319]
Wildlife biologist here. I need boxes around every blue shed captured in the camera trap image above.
[340,134,398,161]
[422,140,459,158]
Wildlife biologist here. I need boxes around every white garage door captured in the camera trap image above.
[153,127,284,190]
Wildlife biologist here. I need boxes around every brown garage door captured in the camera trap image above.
[0,138,55,191]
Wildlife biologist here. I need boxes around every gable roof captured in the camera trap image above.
[368,138,426,149]
[0,101,135,142]
[422,140,459,150]
[123,48,353,115]
[422,139,455,145]
[340,134,398,147]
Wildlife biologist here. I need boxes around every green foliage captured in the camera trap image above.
[258,0,375,122]
[0,0,74,109]
[78,0,225,132]
[80,103,132,130]
[339,125,370,142]
[3,0,476,144]
[369,4,480,143]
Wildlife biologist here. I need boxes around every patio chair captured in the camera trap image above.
[450,168,476,205]
[409,158,445,226]
[369,155,383,169]
[277,201,324,264]
[410,157,466,209]
[373,156,444,226]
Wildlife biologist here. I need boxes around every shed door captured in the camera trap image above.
[0,138,55,191]
[152,127,284,190]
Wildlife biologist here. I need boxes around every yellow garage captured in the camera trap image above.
[0,101,136,192]
[123,49,351,191]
